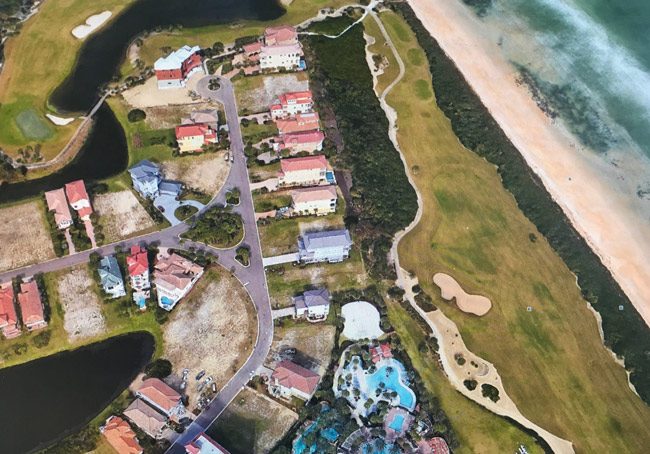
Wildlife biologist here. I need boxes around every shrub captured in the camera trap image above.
[463,379,478,391]
[32,330,51,348]
[481,383,500,402]
[181,206,243,248]
[144,358,172,378]
[414,291,436,312]
[127,108,146,122]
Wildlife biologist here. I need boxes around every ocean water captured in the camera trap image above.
[472,0,650,198]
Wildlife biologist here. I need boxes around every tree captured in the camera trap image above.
[212,41,224,54]
[144,358,172,378]
[127,108,146,122]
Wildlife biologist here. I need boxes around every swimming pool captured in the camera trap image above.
[389,414,405,432]
[365,362,416,411]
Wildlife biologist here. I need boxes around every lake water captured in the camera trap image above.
[0,332,155,453]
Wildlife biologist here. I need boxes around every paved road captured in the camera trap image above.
[0,76,274,452]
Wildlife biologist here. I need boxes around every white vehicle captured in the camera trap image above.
[225,152,229,161]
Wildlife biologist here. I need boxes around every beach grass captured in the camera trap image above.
[0,0,135,159]
[372,10,650,452]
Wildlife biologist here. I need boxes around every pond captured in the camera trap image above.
[0,332,155,453]
[51,0,285,112]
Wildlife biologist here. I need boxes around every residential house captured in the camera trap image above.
[17,280,47,331]
[154,45,203,89]
[123,398,167,440]
[64,179,93,220]
[185,433,231,454]
[154,253,204,310]
[0,282,20,339]
[278,155,330,187]
[270,90,314,119]
[98,255,126,299]
[135,378,185,421]
[264,25,299,46]
[175,123,218,153]
[159,181,183,198]
[298,229,353,264]
[127,246,150,309]
[183,109,219,129]
[243,41,262,57]
[100,415,143,454]
[370,343,393,363]
[269,360,320,401]
[128,160,162,199]
[293,288,330,321]
[275,112,320,135]
[44,188,73,229]
[417,437,450,454]
[260,43,303,70]
[291,185,337,216]
[273,130,325,154]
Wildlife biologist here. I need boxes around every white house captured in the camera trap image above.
[260,43,303,70]
[128,160,162,199]
[273,130,325,154]
[278,155,330,187]
[291,185,337,216]
[64,179,93,220]
[270,90,314,119]
[98,256,126,299]
[154,45,203,89]
[154,253,204,311]
[298,229,353,264]
[293,288,330,321]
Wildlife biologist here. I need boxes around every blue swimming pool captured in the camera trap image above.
[389,414,405,432]
[365,362,416,411]
[326,171,336,184]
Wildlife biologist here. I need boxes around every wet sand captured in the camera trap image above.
[408,0,650,327]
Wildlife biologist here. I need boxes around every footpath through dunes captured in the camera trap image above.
[369,7,650,453]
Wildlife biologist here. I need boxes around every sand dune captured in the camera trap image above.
[408,0,650,327]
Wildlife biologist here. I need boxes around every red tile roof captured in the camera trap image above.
[102,416,143,454]
[280,155,328,173]
[243,41,262,54]
[371,343,393,363]
[64,179,90,205]
[175,123,217,140]
[276,112,320,134]
[278,130,324,147]
[17,281,45,327]
[279,90,313,105]
[127,246,149,277]
[291,185,337,204]
[264,25,298,46]
[137,378,181,413]
[272,360,320,396]
[0,282,18,328]
[44,188,72,226]
[185,432,230,454]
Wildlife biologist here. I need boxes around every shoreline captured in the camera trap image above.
[407,0,650,328]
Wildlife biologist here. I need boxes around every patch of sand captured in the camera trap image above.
[46,114,75,126]
[409,0,650,327]
[144,102,218,129]
[93,190,155,242]
[57,266,106,340]
[271,323,336,375]
[71,11,112,39]
[433,273,492,316]
[341,301,384,340]
[0,201,55,272]
[163,268,256,409]
[238,74,309,113]
[162,154,230,196]
[122,73,203,109]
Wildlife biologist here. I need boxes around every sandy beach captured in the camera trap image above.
[408,0,650,327]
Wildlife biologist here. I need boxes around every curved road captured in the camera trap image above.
[0,76,273,453]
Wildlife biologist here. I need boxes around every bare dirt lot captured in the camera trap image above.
[163,267,256,409]
[143,102,220,129]
[94,190,155,242]
[270,322,337,375]
[57,266,106,340]
[208,387,298,454]
[122,73,204,108]
[235,73,309,114]
[162,153,230,196]
[0,201,55,272]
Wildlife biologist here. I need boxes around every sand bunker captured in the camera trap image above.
[72,11,112,39]
[46,114,75,126]
[341,301,384,340]
[433,273,492,316]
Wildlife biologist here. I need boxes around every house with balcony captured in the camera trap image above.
[154,253,204,310]
[291,185,337,216]
[273,130,325,154]
[175,123,218,153]
[270,90,314,119]
[135,378,186,421]
[278,155,331,187]
[275,112,320,135]
[127,246,150,309]
[123,398,167,440]
[64,179,93,220]
[17,280,47,331]
[44,188,73,229]
[293,288,330,321]
[128,160,162,199]
[269,360,320,401]
[98,255,126,299]
[100,416,143,454]
[154,45,203,89]
[0,282,20,339]
[298,229,353,264]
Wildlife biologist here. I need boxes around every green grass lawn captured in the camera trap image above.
[15,108,54,141]
[241,121,278,144]
[252,190,292,212]
[373,10,650,452]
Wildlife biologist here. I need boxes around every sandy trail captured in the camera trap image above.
[365,9,574,453]
[407,0,650,327]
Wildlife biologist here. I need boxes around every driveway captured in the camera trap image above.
[154,195,205,226]
[262,252,300,267]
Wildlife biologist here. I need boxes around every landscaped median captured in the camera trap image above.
[181,206,244,249]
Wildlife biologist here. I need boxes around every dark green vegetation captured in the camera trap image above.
[305,17,417,278]
[235,246,250,266]
[127,108,146,123]
[174,204,198,221]
[182,206,243,248]
[481,384,500,402]
[394,2,650,403]
[144,358,172,379]
[461,0,493,17]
